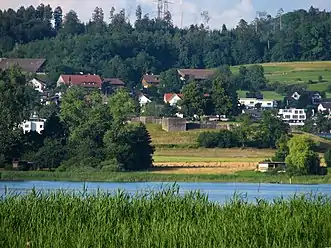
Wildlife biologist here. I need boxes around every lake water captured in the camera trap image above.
[1,181,331,203]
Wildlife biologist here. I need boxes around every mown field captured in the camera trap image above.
[1,189,331,247]
[232,61,331,94]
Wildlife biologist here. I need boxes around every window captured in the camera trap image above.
[250,101,254,104]
[285,115,291,119]
[267,103,271,106]
[295,110,298,114]
[299,115,305,119]
[40,125,43,128]
[299,110,303,114]
[288,110,292,113]
[25,124,29,128]
[293,115,298,119]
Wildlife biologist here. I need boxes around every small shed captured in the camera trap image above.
[257,161,286,173]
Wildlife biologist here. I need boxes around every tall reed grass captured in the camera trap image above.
[0,187,331,248]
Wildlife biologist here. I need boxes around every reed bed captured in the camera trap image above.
[1,187,331,248]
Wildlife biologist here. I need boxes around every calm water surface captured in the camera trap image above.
[1,181,331,203]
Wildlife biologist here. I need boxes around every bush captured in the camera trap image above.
[324,149,331,167]
[197,130,239,148]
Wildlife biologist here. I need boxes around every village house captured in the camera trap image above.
[177,69,216,82]
[57,74,103,89]
[291,91,322,104]
[29,78,46,93]
[21,112,46,134]
[102,78,125,95]
[164,93,183,106]
[141,74,160,88]
[278,108,306,126]
[318,102,331,115]
[0,58,46,74]
[239,98,276,109]
[138,93,152,106]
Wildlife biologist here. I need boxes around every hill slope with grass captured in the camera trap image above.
[232,61,331,98]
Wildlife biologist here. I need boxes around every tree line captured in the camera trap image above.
[1,5,331,89]
[0,67,153,171]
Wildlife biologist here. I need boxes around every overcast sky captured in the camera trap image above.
[1,0,331,29]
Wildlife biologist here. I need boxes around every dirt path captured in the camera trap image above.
[153,162,257,174]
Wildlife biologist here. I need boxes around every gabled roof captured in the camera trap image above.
[142,74,160,83]
[30,78,46,86]
[320,102,331,109]
[103,78,125,86]
[164,93,183,102]
[177,69,216,80]
[0,58,46,73]
[59,75,102,88]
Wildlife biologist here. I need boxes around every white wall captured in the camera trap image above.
[21,120,46,134]
[239,98,275,108]
[278,109,306,126]
[30,78,45,93]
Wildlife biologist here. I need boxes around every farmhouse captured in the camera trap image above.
[0,58,46,74]
[57,75,102,89]
[142,74,160,88]
[138,93,152,106]
[278,108,306,126]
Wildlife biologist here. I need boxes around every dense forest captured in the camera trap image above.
[1,4,331,88]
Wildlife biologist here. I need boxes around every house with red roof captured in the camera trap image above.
[57,75,102,89]
[163,93,183,106]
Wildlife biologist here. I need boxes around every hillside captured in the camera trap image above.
[233,61,331,99]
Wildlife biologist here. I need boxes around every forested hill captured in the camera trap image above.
[1,4,331,88]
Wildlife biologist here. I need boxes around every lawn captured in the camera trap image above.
[237,90,284,100]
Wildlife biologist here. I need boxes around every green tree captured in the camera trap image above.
[233,114,252,147]
[104,122,154,171]
[180,81,205,119]
[324,149,331,168]
[273,134,290,162]
[108,89,137,123]
[0,67,38,164]
[211,75,233,119]
[285,135,321,175]
[159,69,183,94]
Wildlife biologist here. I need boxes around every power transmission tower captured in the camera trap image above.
[157,0,163,19]
[180,0,183,28]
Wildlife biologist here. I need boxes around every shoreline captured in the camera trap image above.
[1,171,331,185]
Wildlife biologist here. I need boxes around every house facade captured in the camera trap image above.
[278,108,306,126]
[29,78,46,93]
[239,98,276,109]
[141,74,160,88]
[21,113,46,134]
[164,93,183,106]
[57,75,102,89]
[138,94,151,106]
[318,102,331,114]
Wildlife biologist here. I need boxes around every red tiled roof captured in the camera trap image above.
[142,74,160,83]
[103,78,125,86]
[60,75,102,88]
[177,69,216,80]
[0,58,46,73]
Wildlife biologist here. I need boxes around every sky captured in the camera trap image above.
[1,0,331,29]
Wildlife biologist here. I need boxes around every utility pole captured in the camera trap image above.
[180,0,183,28]
[157,0,163,19]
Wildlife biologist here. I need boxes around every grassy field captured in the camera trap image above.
[232,61,331,92]
[237,90,284,100]
[1,188,331,247]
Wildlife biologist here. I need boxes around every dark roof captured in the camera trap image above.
[103,78,125,86]
[320,102,331,109]
[142,74,160,83]
[59,75,102,88]
[177,69,216,80]
[246,92,263,99]
[0,58,46,73]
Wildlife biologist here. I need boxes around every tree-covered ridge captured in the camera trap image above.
[1,5,331,88]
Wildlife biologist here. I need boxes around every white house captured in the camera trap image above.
[29,78,46,93]
[138,94,151,106]
[278,108,306,126]
[164,93,183,106]
[21,113,46,134]
[318,102,331,114]
[239,98,276,109]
